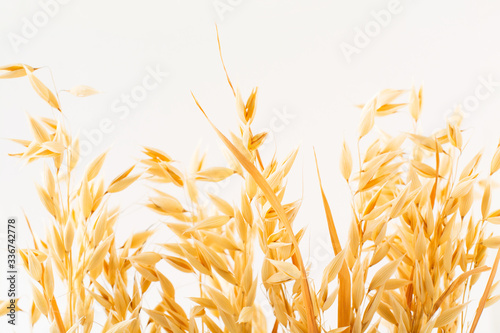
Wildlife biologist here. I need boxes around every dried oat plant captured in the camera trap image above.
[314,88,500,333]
[139,83,309,332]
[2,64,150,333]
[4,33,500,333]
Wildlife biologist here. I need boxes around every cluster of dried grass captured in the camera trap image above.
[3,40,500,333]
[2,64,151,333]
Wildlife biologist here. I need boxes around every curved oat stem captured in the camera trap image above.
[314,149,352,331]
[215,24,235,97]
[430,265,490,316]
[470,248,500,333]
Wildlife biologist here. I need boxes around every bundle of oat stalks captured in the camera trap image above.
[2,43,500,333]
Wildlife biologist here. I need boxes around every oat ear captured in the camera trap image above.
[64,85,100,97]
[22,65,61,112]
[0,63,37,79]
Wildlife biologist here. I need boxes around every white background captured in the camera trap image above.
[2,0,500,332]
